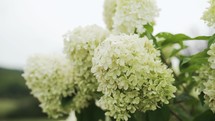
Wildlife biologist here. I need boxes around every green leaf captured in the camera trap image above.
[129,111,148,121]
[75,102,105,121]
[156,32,210,48]
[180,49,208,72]
[169,104,192,121]
[181,57,191,66]
[148,105,171,121]
[208,34,215,46]
[193,36,210,40]
[144,24,153,34]
[129,106,171,121]
[193,110,215,121]
[156,32,190,47]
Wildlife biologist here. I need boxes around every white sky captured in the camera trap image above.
[0,0,213,69]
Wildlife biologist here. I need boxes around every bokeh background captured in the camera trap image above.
[0,0,214,120]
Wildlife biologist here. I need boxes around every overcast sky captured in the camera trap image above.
[0,0,213,69]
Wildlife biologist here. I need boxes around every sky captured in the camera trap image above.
[0,0,213,69]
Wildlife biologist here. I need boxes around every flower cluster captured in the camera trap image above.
[112,0,159,34]
[204,74,215,112]
[92,34,176,121]
[193,64,215,112]
[63,25,109,110]
[103,0,116,30]
[205,44,215,112]
[22,54,75,118]
[202,0,215,27]
[208,43,215,69]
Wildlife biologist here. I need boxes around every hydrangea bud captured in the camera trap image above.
[64,25,109,110]
[208,43,215,69]
[103,0,116,30]
[92,34,176,121]
[22,54,75,118]
[202,0,215,27]
[112,0,159,34]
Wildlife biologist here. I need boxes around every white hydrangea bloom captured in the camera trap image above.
[112,0,159,34]
[202,0,215,27]
[103,0,116,30]
[204,74,215,112]
[64,25,109,110]
[208,43,215,69]
[22,54,75,118]
[92,34,176,121]
[193,64,215,112]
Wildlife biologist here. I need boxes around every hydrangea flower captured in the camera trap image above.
[92,34,176,121]
[204,72,215,112]
[112,0,159,34]
[63,25,109,109]
[22,54,75,118]
[202,0,215,27]
[103,0,116,30]
[194,64,215,112]
[208,43,215,69]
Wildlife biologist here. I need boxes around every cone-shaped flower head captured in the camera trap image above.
[92,34,176,121]
[202,0,215,27]
[22,54,75,118]
[63,25,109,109]
[112,0,159,34]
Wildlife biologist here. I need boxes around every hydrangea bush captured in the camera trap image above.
[23,0,215,121]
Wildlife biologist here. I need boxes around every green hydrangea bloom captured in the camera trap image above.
[112,0,159,34]
[64,25,109,110]
[103,0,116,30]
[202,0,215,27]
[22,54,75,118]
[208,43,215,69]
[92,34,176,121]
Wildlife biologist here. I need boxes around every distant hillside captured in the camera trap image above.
[0,67,46,119]
[0,68,29,97]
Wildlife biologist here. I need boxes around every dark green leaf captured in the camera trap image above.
[148,105,171,121]
[156,32,190,47]
[156,32,210,49]
[75,102,105,121]
[129,111,148,121]
[169,105,192,121]
[193,110,215,121]
[194,36,210,40]
[181,49,209,67]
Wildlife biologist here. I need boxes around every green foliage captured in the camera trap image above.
[208,33,215,46]
[193,110,215,121]
[0,68,46,119]
[75,102,105,121]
